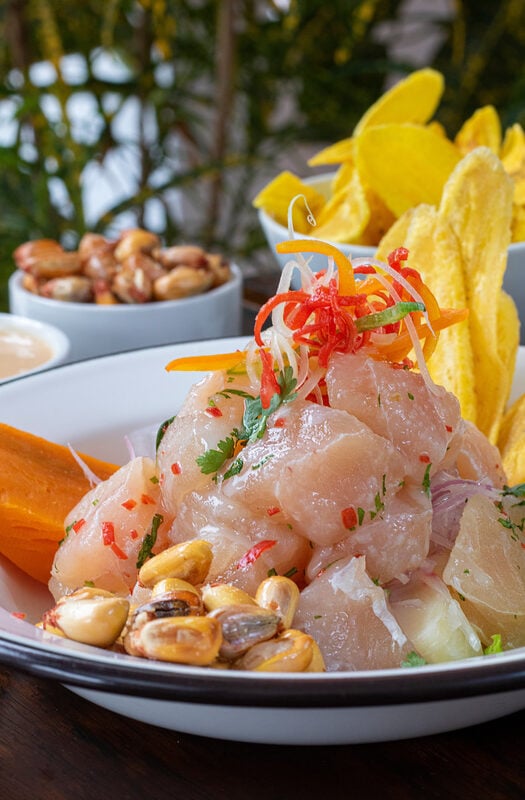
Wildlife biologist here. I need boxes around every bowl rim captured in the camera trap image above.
[8,261,242,315]
[1,617,525,708]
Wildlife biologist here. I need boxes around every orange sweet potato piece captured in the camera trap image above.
[0,423,118,583]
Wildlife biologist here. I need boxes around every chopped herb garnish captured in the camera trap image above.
[484,634,503,655]
[150,475,159,484]
[283,566,298,578]
[84,580,95,588]
[136,513,164,569]
[401,651,426,667]
[357,507,365,526]
[407,392,414,400]
[156,416,175,451]
[223,458,244,480]
[267,567,278,577]
[422,463,432,497]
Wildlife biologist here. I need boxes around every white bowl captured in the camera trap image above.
[1,338,525,744]
[257,172,375,282]
[0,312,70,382]
[8,264,243,364]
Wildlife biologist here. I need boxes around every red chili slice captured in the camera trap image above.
[236,539,277,569]
[101,521,115,546]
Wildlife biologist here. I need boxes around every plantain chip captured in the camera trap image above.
[308,137,354,167]
[498,390,525,485]
[314,170,370,243]
[439,147,514,442]
[355,188,396,246]
[511,203,525,242]
[253,170,326,233]
[497,290,520,401]
[355,123,461,218]
[353,68,444,136]
[454,105,502,156]
[501,123,525,206]
[331,160,356,194]
[377,204,476,422]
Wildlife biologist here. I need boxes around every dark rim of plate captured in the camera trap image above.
[1,635,524,708]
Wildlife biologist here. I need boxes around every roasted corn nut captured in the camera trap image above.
[114,228,160,261]
[41,275,94,303]
[42,587,130,648]
[304,640,326,673]
[138,539,213,588]
[255,575,300,630]
[155,244,208,269]
[153,265,213,301]
[208,603,280,660]
[151,577,202,600]
[201,582,257,612]
[112,265,153,303]
[13,239,65,271]
[124,615,222,665]
[235,629,316,673]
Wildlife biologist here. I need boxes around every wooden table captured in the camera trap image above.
[1,272,525,798]
[0,668,523,799]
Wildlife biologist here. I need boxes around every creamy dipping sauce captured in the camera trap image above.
[0,328,53,378]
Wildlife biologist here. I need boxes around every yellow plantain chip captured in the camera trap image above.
[331,160,356,194]
[354,187,397,246]
[498,391,525,485]
[252,170,326,233]
[377,204,476,422]
[374,207,416,261]
[511,203,525,242]
[439,147,514,442]
[497,289,520,406]
[454,105,502,156]
[426,120,447,138]
[313,170,370,243]
[501,123,525,205]
[308,137,354,167]
[355,123,461,217]
[353,68,444,136]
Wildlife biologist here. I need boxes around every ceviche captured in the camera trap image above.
[35,238,525,673]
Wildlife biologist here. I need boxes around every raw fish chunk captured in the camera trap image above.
[293,556,412,670]
[443,493,525,647]
[326,351,461,482]
[306,485,432,584]
[50,457,170,598]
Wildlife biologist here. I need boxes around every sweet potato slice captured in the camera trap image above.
[0,423,118,583]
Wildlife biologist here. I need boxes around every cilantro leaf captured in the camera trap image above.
[196,436,236,474]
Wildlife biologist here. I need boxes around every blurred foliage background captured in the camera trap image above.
[0,0,524,311]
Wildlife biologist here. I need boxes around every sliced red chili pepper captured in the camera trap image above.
[171,462,182,475]
[236,539,277,569]
[205,406,223,418]
[141,494,156,505]
[259,347,281,409]
[72,518,85,534]
[101,521,115,546]
[419,454,431,464]
[341,507,358,530]
[121,499,137,511]
[266,506,281,516]
[111,542,128,560]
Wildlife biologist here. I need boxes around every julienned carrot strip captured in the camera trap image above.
[165,351,246,372]
[373,308,468,362]
[275,239,356,296]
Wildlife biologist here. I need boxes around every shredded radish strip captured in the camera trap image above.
[67,444,103,487]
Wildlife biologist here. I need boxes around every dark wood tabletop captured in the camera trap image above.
[1,269,525,799]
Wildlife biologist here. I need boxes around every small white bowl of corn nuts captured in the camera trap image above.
[8,229,243,363]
